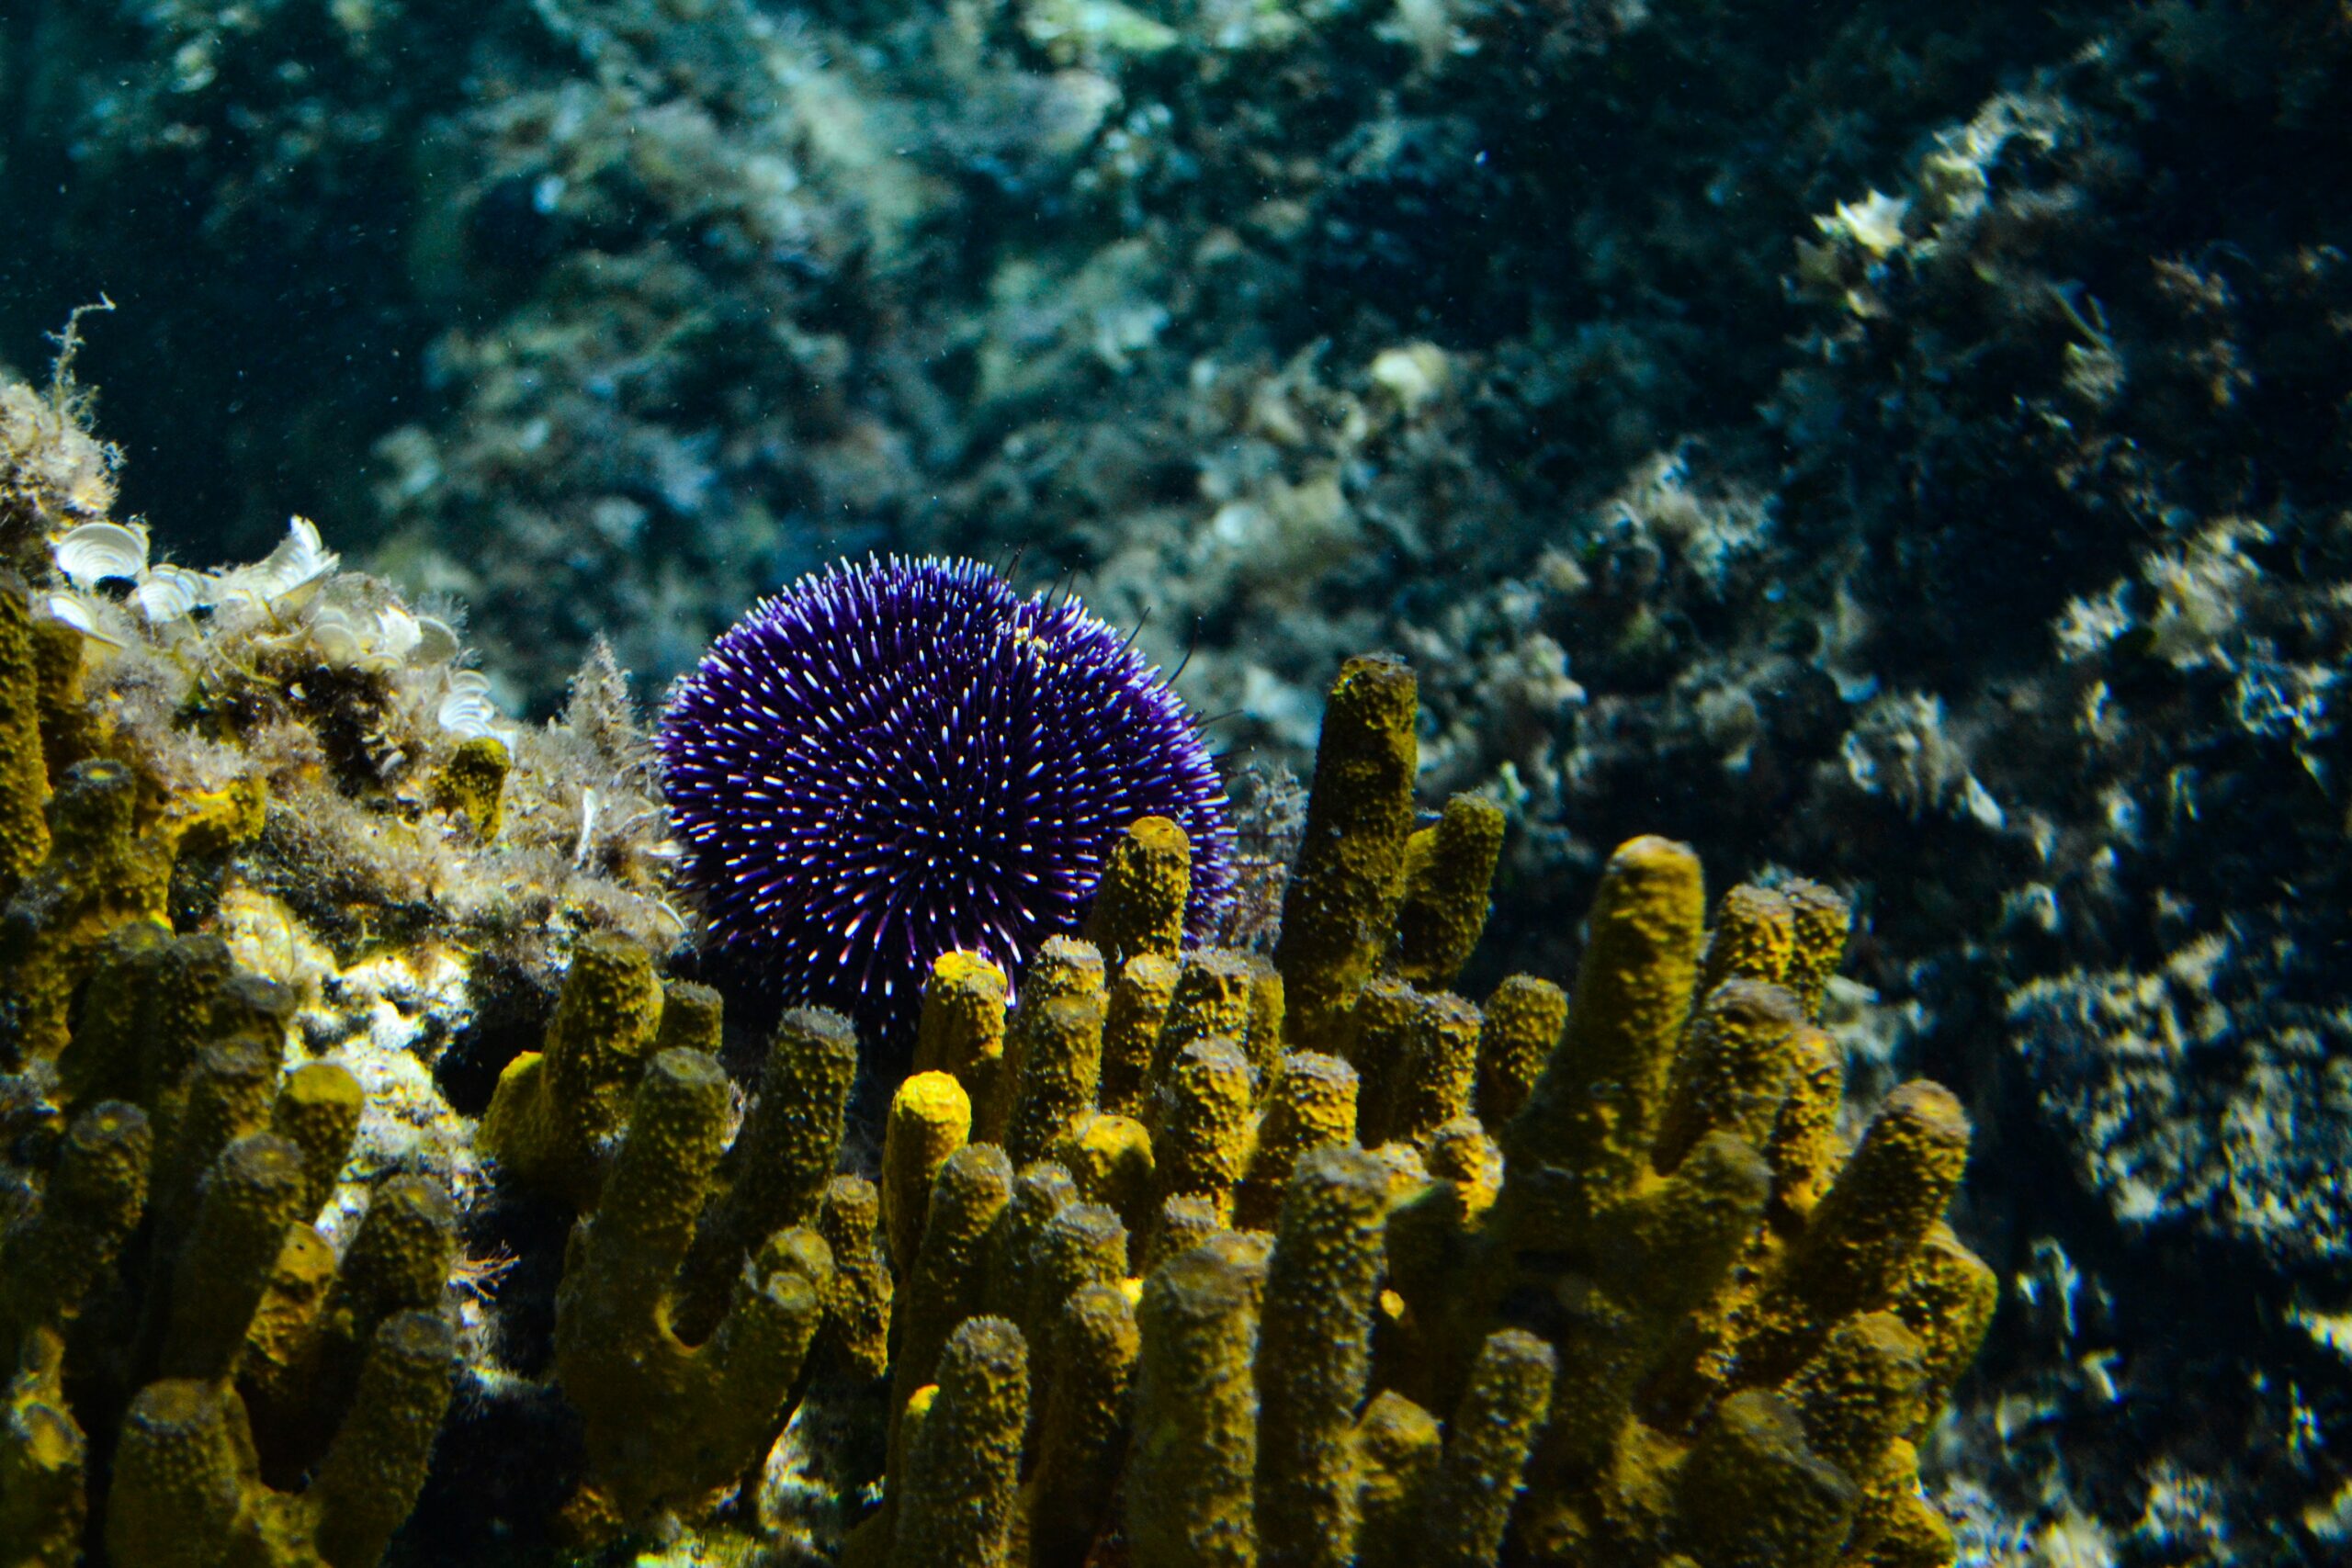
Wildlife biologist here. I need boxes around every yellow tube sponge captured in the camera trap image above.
[1384,989,1483,1149]
[552,1048,830,1532]
[1475,975,1564,1128]
[1241,956,1286,1085]
[1381,1121,1501,1400]
[1150,946,1257,1097]
[480,931,667,1203]
[1100,953,1180,1119]
[53,924,231,1118]
[1781,1312,1928,1488]
[1419,1328,1555,1567]
[981,1162,1080,1331]
[1024,1201,1129,1358]
[676,1004,858,1338]
[1889,1223,1998,1418]
[654,976,725,1056]
[1,1329,82,1568]
[242,1174,458,1482]
[1352,1391,1442,1568]
[1141,1192,1222,1278]
[102,1379,254,1568]
[1255,1145,1390,1568]
[1499,834,1704,1249]
[1530,1132,1772,1483]
[27,614,91,788]
[338,1177,460,1328]
[1390,793,1505,992]
[890,1315,1028,1568]
[1695,883,1795,998]
[1653,979,1804,1173]
[161,1131,313,1381]
[913,950,1010,1118]
[1340,977,1415,1147]
[0,1100,150,1346]
[148,977,290,1247]
[1026,1282,1140,1568]
[1765,1023,1847,1224]
[882,1070,972,1274]
[305,1310,459,1568]
[1084,814,1193,969]
[1022,933,1110,1008]
[104,1309,457,1568]
[1152,1037,1255,1222]
[239,1229,340,1476]
[1234,1052,1358,1230]
[817,1176,894,1384]
[892,1143,1014,1419]
[0,761,175,1066]
[1673,1390,1858,1568]
[1274,654,1419,1056]
[268,1062,364,1222]
[1128,1246,1262,1568]
[1005,991,1109,1170]
[993,938,1105,1139]
[1727,1081,1973,1389]
[0,579,51,896]
[1780,878,1852,1023]
[1051,1110,1156,1236]
[1846,1438,1955,1568]
[6,932,457,1567]
[1424,1117,1503,1226]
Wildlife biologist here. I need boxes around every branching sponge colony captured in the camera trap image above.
[658,651,1995,1568]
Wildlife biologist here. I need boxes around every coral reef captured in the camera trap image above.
[0,312,118,573]
[0,370,687,1213]
[478,931,670,1204]
[0,0,2080,713]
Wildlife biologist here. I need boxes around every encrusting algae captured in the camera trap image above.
[0,368,1992,1565]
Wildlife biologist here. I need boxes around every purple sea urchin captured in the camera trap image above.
[659,557,1235,1043]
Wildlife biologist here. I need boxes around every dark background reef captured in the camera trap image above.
[6,0,2352,1560]
[2,0,2083,704]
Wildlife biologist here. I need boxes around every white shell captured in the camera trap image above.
[436,670,501,738]
[573,788,600,865]
[41,592,96,631]
[133,564,208,624]
[215,515,338,611]
[308,608,366,666]
[369,606,424,667]
[267,515,335,586]
[40,592,128,649]
[53,522,151,589]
